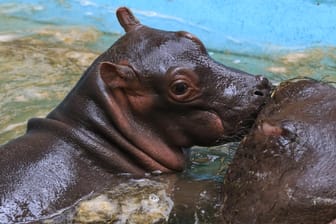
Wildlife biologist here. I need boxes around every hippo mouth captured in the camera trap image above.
[218,114,259,143]
[222,84,276,143]
[215,96,271,144]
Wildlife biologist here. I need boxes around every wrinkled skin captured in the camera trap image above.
[0,7,271,223]
[222,79,336,224]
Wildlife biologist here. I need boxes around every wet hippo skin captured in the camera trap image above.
[222,79,336,224]
[0,7,272,223]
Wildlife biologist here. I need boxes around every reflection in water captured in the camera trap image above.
[0,14,336,224]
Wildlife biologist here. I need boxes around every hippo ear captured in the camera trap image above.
[116,7,141,32]
[99,61,136,88]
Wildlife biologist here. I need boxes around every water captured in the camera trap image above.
[1,11,336,224]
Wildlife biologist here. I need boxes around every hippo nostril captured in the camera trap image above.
[254,90,264,97]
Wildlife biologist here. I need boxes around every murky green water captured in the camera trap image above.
[1,13,336,223]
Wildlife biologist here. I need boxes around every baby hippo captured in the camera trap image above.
[0,7,271,223]
[222,79,336,224]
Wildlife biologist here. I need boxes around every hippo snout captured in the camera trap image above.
[253,75,273,98]
[209,71,273,143]
[246,75,273,110]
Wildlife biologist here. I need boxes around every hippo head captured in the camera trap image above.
[98,7,271,145]
[51,7,272,174]
[222,79,336,223]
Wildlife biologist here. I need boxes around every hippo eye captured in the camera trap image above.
[171,81,189,95]
[168,79,199,102]
[167,68,200,102]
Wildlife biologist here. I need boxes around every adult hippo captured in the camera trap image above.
[0,7,271,223]
[222,79,336,224]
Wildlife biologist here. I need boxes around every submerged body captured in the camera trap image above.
[0,7,271,223]
[222,79,336,224]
